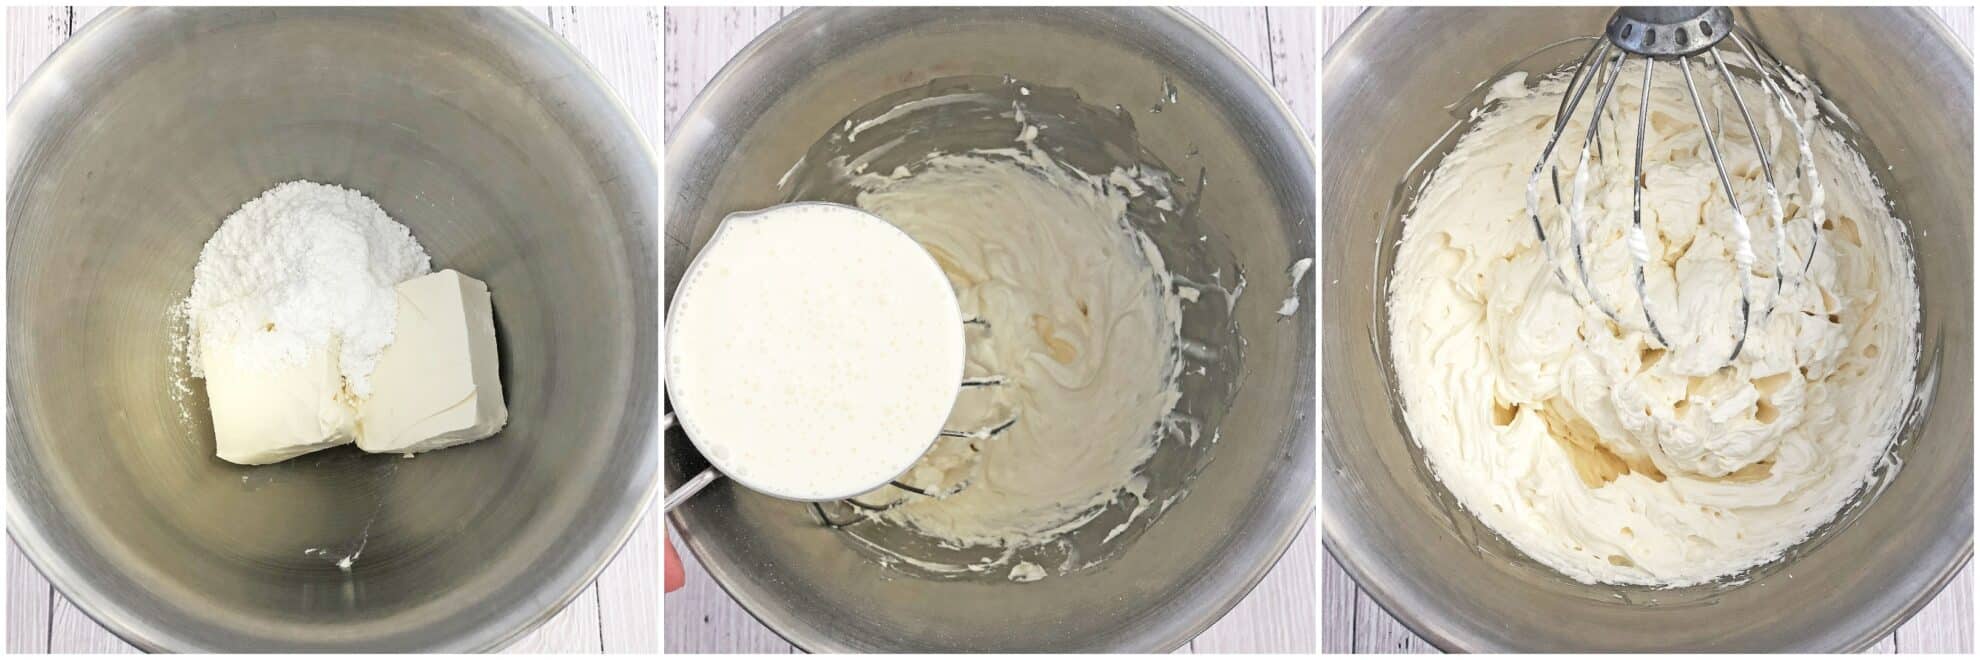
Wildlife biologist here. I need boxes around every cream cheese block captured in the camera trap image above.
[204,338,358,465]
[357,269,508,455]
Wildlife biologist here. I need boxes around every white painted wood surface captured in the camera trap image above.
[661,6,1315,653]
[4,7,659,653]
[1320,5,1974,654]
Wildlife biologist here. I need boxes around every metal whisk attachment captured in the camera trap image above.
[1527,7,1821,365]
[811,317,1017,528]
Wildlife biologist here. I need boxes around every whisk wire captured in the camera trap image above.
[1566,49,1632,327]
[1728,30,1824,279]
[1628,58,1670,348]
[1533,8,1830,368]
[1679,56,1755,362]
[1709,48,1791,322]
[812,317,1019,528]
[1528,40,1614,300]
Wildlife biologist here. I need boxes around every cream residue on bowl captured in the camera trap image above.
[1387,59,1919,587]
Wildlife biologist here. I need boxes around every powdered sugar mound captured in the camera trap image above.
[186,181,430,397]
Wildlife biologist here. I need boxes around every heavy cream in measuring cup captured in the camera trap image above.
[665,203,965,500]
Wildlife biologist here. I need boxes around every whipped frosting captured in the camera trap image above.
[1388,60,1918,586]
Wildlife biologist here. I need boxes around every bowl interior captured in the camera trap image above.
[1322,6,1972,651]
[665,7,1313,652]
[8,7,656,651]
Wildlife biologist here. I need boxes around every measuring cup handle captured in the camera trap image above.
[664,409,725,511]
[664,467,722,512]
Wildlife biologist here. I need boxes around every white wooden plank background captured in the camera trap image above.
[661,6,1316,653]
[4,7,659,653]
[1320,5,1974,654]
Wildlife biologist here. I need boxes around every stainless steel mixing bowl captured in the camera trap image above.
[8,7,657,651]
[1323,7,1972,652]
[666,7,1313,652]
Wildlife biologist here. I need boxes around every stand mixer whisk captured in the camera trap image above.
[1528,7,1822,365]
[809,317,1018,528]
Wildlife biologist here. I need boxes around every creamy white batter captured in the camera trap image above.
[1389,61,1918,586]
[840,121,1187,552]
[667,203,966,501]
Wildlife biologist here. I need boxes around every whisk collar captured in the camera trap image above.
[1606,6,1734,58]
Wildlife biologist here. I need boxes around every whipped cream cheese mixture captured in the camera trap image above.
[846,146,1184,547]
[797,92,1192,574]
[1388,61,1918,586]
